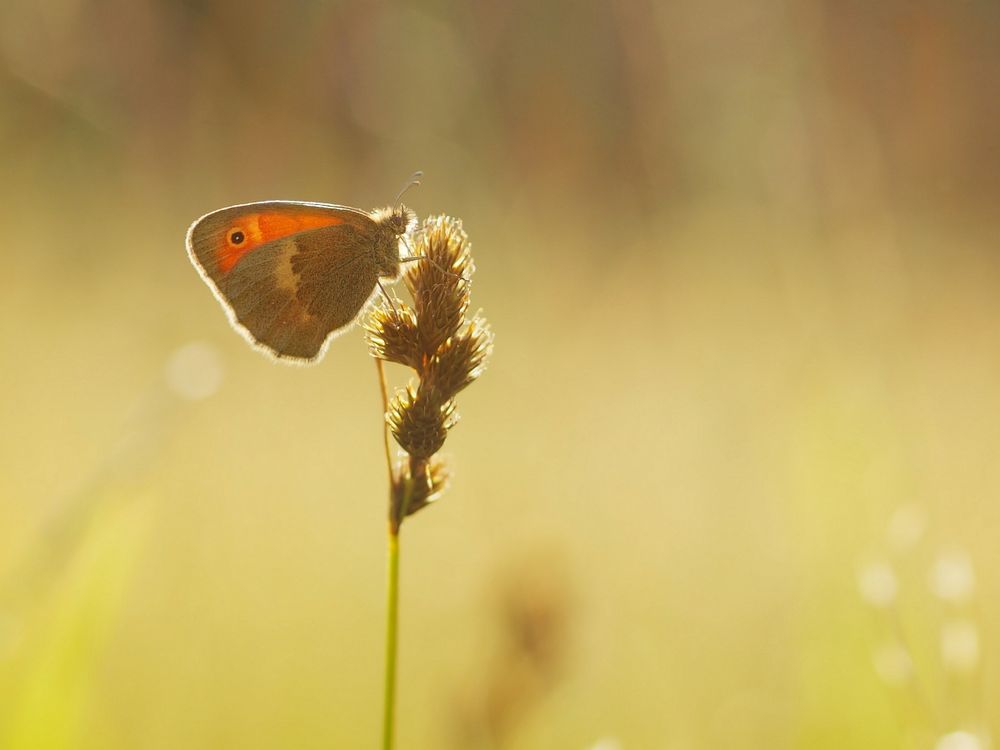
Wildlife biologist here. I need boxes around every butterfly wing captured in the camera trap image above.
[186,202,380,362]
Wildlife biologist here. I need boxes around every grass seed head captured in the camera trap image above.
[366,214,492,528]
[405,216,475,358]
[387,384,455,460]
[365,301,422,370]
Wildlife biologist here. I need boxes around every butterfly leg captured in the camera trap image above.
[376,278,400,316]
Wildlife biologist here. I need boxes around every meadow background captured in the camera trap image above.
[2,1,1000,748]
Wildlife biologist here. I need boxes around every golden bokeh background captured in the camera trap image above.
[3,1,1000,748]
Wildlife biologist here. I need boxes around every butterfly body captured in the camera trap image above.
[186,201,415,363]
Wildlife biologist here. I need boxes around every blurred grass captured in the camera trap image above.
[2,496,150,750]
[3,1,1000,748]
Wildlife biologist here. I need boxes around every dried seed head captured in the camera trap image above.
[365,300,422,370]
[366,214,491,528]
[422,320,494,402]
[405,457,451,518]
[386,384,456,460]
[406,216,474,358]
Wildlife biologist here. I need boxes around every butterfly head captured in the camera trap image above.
[372,204,416,237]
[371,204,417,278]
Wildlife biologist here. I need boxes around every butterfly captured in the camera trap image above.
[187,187,418,365]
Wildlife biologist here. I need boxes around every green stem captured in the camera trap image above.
[382,526,400,750]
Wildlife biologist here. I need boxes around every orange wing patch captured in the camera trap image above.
[217,212,347,273]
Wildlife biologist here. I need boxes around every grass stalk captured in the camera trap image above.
[382,526,400,750]
[367,215,492,749]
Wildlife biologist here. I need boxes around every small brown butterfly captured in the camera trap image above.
[187,190,417,364]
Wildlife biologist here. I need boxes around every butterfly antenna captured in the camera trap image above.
[394,170,423,207]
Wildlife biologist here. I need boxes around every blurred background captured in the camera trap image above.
[2,1,1000,748]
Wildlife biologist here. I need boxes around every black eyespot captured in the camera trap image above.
[229,230,245,245]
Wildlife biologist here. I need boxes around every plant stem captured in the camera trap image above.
[376,357,401,749]
[382,526,400,750]
[375,358,394,486]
